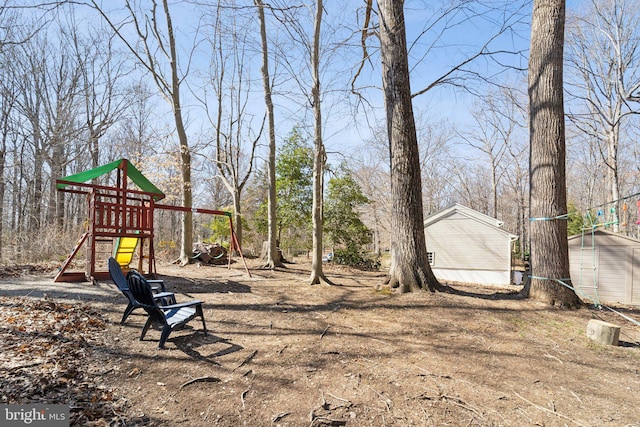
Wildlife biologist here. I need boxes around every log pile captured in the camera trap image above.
[193,242,228,265]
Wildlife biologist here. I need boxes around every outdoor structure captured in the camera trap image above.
[424,204,518,286]
[54,159,247,283]
[568,229,640,306]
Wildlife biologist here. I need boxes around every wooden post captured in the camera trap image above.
[586,319,620,346]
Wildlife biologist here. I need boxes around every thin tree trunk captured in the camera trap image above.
[378,0,439,292]
[233,188,242,250]
[176,111,193,266]
[161,0,193,266]
[32,132,44,231]
[607,129,620,232]
[308,0,332,285]
[491,161,498,218]
[255,0,283,269]
[527,0,580,307]
[0,128,6,260]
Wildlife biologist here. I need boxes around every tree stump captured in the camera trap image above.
[586,319,620,346]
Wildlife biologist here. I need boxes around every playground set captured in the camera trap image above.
[54,158,248,283]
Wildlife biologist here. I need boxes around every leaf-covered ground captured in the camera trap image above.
[0,296,145,425]
[1,260,639,426]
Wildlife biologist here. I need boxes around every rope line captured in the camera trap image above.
[529,214,569,221]
[529,275,597,305]
[588,190,640,211]
[529,275,640,327]
[602,306,640,327]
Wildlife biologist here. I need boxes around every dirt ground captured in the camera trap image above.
[1,259,639,426]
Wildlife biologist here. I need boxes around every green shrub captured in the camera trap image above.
[333,248,380,270]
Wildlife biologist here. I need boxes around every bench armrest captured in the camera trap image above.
[161,300,203,310]
[147,279,166,292]
[152,291,176,305]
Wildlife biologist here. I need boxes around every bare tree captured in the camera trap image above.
[264,0,331,282]
[459,89,525,218]
[527,0,581,307]
[112,81,158,164]
[0,47,17,260]
[90,0,195,265]
[307,0,331,284]
[13,31,48,231]
[498,86,530,257]
[450,161,490,212]
[353,158,391,257]
[255,0,283,268]
[565,0,640,230]
[197,2,261,249]
[72,27,130,169]
[353,1,530,101]
[42,36,82,227]
[11,24,83,229]
[415,114,454,215]
[355,114,453,255]
[351,0,531,291]
[378,0,440,292]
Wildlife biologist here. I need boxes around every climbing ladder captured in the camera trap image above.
[54,232,90,282]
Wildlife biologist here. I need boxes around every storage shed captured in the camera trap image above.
[568,229,640,306]
[424,204,518,286]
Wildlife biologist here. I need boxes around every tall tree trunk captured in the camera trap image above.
[89,131,100,170]
[0,125,6,261]
[32,131,44,231]
[162,0,193,266]
[255,0,283,268]
[49,139,65,228]
[607,128,620,232]
[176,111,193,266]
[11,145,21,233]
[233,188,242,249]
[378,0,439,292]
[527,0,580,307]
[308,0,331,285]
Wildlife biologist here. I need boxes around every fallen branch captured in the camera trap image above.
[544,353,564,364]
[179,376,221,390]
[440,394,486,421]
[514,391,587,427]
[273,412,290,422]
[233,350,258,371]
[320,326,330,339]
[241,388,250,410]
[278,345,288,354]
[310,416,347,426]
[365,385,392,410]
[326,392,351,405]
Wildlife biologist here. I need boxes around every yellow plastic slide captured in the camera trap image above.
[114,236,139,268]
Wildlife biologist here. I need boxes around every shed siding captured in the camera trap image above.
[633,249,640,304]
[569,245,598,301]
[568,229,640,306]
[425,211,512,286]
[425,218,506,271]
[596,246,627,303]
[430,268,510,286]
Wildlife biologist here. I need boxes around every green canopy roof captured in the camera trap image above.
[57,159,165,200]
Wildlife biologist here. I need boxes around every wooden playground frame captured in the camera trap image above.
[54,159,249,283]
